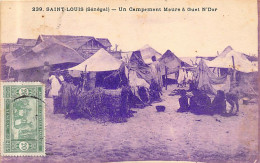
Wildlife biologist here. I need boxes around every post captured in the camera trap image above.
[7,66,11,80]
[126,54,130,84]
[165,66,167,90]
[231,56,237,83]
[84,65,87,73]
[232,56,235,69]
[83,65,87,90]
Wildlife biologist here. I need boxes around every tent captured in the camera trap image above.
[138,45,162,64]
[204,46,258,73]
[194,59,231,95]
[68,48,122,72]
[127,50,154,85]
[69,48,125,89]
[159,50,191,74]
[6,37,84,70]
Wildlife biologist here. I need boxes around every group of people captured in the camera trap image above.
[177,89,239,116]
[46,69,81,117]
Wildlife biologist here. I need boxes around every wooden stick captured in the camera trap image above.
[165,66,167,90]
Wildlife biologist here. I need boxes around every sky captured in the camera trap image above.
[0,0,258,57]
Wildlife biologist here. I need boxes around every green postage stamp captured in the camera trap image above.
[1,82,45,156]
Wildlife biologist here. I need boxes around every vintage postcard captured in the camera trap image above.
[0,0,258,162]
[1,82,45,156]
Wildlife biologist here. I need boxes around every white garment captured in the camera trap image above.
[49,75,62,97]
[128,70,150,102]
[167,73,177,80]
[59,75,64,82]
[178,69,186,84]
[150,61,163,87]
[129,71,150,88]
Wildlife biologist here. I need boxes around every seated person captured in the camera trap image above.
[177,90,189,112]
[226,91,239,115]
[188,81,196,92]
[211,90,226,115]
[189,89,212,115]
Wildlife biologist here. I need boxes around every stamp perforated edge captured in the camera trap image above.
[0,82,46,156]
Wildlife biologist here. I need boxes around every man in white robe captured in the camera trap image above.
[48,70,64,114]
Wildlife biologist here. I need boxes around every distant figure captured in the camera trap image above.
[43,62,51,83]
[77,72,87,93]
[49,73,62,114]
[120,85,131,118]
[49,74,62,97]
[189,89,212,115]
[57,69,65,83]
[49,70,64,114]
[211,90,226,115]
[151,56,163,88]
[177,90,189,112]
[149,79,162,102]
[177,67,186,87]
[188,80,196,92]
[60,78,77,117]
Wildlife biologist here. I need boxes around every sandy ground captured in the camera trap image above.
[2,85,258,163]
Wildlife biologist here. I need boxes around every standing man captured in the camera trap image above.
[151,56,163,89]
[48,69,63,114]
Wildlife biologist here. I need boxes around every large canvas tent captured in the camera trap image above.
[138,45,162,64]
[159,50,191,74]
[68,48,122,72]
[69,48,125,89]
[205,46,257,73]
[5,37,85,82]
[6,37,85,70]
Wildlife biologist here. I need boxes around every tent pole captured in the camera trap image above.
[83,65,87,90]
[85,65,87,73]
[232,56,236,82]
[7,66,11,80]
[165,66,167,90]
[232,56,235,69]
[126,54,130,84]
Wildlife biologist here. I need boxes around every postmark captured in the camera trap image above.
[1,82,45,156]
